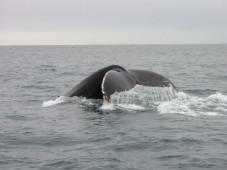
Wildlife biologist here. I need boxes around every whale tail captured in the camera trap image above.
[64,65,177,101]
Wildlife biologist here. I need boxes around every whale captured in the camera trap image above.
[65,65,176,101]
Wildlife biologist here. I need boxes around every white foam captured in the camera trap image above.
[42,96,71,107]
[206,92,227,103]
[157,92,227,117]
[106,85,227,116]
[100,103,115,110]
[118,104,144,110]
[43,87,227,117]
[100,103,144,111]
[200,112,220,116]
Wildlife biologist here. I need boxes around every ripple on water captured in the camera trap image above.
[1,45,227,170]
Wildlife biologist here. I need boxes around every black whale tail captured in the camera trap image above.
[64,65,177,100]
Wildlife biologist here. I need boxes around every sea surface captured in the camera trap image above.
[0,45,227,170]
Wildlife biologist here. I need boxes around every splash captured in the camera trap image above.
[43,86,227,117]
[102,85,227,116]
[100,85,177,111]
[100,102,116,110]
[101,103,144,111]
[42,96,71,107]
[157,92,227,117]
[42,96,96,107]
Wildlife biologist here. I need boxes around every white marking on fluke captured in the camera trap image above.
[101,71,110,96]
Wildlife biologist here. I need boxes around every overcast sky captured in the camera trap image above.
[0,0,227,45]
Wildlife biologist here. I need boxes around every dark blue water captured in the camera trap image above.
[0,45,227,170]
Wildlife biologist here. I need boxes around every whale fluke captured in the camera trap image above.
[64,65,176,101]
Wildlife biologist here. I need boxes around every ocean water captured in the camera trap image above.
[0,45,227,170]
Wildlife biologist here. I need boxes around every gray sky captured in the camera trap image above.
[1,0,227,45]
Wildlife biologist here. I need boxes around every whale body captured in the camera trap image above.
[65,65,176,101]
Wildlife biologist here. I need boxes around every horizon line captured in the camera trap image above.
[0,43,226,46]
